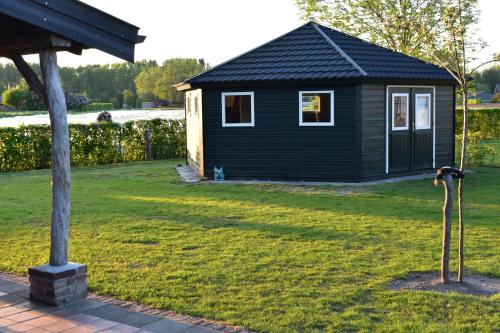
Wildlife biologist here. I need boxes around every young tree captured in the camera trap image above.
[295,0,440,58]
[419,0,498,283]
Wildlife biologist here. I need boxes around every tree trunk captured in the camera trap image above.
[440,173,454,284]
[40,49,70,267]
[458,84,468,283]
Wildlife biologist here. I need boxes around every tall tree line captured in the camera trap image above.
[0,58,206,108]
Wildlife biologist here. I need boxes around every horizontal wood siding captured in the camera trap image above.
[202,85,357,180]
[360,84,386,179]
[435,85,455,167]
[360,84,454,179]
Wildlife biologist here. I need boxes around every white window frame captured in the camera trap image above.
[415,93,432,130]
[221,92,255,127]
[298,90,335,126]
[391,93,409,131]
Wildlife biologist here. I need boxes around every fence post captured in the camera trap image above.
[145,128,152,161]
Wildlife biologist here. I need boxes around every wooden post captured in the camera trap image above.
[438,173,454,284]
[40,49,70,267]
[145,128,152,161]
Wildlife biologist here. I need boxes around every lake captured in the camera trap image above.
[0,109,185,127]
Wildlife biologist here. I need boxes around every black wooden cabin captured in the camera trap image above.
[177,22,456,182]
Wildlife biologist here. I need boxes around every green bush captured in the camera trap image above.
[455,108,500,139]
[0,119,186,172]
[81,103,114,112]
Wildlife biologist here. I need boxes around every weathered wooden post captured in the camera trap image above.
[28,49,88,306]
[0,0,144,307]
[145,128,152,161]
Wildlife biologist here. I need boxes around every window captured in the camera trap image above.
[194,95,199,115]
[299,91,334,126]
[392,93,409,130]
[186,95,191,115]
[415,94,431,129]
[222,92,254,127]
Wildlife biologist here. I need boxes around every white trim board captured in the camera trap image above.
[385,85,436,174]
[391,93,409,131]
[298,90,335,127]
[221,91,255,127]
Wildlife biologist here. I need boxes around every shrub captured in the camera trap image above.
[455,108,500,139]
[0,119,186,172]
[82,103,114,112]
[2,86,28,110]
[492,93,500,103]
[97,111,113,123]
[65,93,90,111]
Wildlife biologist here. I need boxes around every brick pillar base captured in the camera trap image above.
[28,263,88,306]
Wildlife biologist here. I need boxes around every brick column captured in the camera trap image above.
[28,263,87,306]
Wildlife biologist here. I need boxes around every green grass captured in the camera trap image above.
[0,161,498,332]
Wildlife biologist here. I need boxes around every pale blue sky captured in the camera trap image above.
[3,0,499,68]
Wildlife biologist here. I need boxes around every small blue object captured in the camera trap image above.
[214,166,225,181]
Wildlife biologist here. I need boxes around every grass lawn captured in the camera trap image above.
[0,160,498,332]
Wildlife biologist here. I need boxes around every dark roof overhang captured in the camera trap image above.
[0,0,145,62]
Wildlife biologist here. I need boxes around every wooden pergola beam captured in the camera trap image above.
[9,51,47,105]
[0,33,84,58]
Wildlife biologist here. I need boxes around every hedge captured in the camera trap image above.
[81,103,114,112]
[0,119,185,172]
[455,108,500,139]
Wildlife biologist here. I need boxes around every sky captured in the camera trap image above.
[2,0,499,68]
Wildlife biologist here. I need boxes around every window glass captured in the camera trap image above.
[300,92,333,124]
[393,95,408,129]
[224,94,252,125]
[186,96,191,115]
[194,95,199,115]
[415,95,431,129]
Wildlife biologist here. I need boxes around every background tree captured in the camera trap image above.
[295,0,439,58]
[135,66,162,101]
[473,65,500,93]
[122,89,136,107]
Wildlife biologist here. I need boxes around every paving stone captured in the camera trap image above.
[5,322,35,332]
[0,317,17,327]
[65,313,100,325]
[39,319,77,332]
[5,310,45,323]
[0,283,29,294]
[22,316,59,328]
[0,292,7,297]
[182,327,217,333]
[62,301,106,314]
[112,312,161,328]
[58,326,94,333]
[98,324,141,333]
[82,305,129,321]
[26,328,51,333]
[0,306,27,317]
[141,319,195,333]
[0,295,27,308]
[85,319,119,331]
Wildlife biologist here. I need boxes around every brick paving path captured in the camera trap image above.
[0,275,249,333]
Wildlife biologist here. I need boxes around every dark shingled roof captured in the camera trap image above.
[184,22,454,85]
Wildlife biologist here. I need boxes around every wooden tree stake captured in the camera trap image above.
[436,171,454,284]
[40,49,70,267]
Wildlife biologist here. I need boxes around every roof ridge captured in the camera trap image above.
[311,23,368,77]
[184,22,313,84]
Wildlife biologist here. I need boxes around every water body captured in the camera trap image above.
[0,109,185,127]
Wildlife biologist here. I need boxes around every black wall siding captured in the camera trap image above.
[202,85,358,181]
[435,85,455,167]
[360,84,386,179]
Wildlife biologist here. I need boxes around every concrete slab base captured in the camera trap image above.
[28,263,88,306]
[176,164,435,186]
